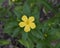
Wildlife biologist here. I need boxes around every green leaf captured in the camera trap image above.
[19,39,34,48]
[55,43,60,48]
[56,32,60,39]
[0,0,4,7]
[28,33,38,42]
[36,43,43,48]
[41,0,56,13]
[12,27,20,37]
[4,21,18,35]
[0,40,10,46]
[14,6,23,21]
[22,32,28,40]
[31,29,44,40]
[23,2,31,16]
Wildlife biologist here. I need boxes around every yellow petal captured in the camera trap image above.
[30,23,36,29]
[19,22,26,27]
[24,25,30,32]
[22,15,28,22]
[29,16,35,22]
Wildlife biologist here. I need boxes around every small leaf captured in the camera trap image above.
[23,2,31,16]
[18,39,29,48]
[55,43,60,48]
[0,40,10,46]
[22,32,28,40]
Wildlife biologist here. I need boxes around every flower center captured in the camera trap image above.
[26,20,29,25]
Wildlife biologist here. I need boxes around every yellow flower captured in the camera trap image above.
[19,15,36,32]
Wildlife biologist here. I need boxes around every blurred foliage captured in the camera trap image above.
[0,0,60,48]
[0,39,10,46]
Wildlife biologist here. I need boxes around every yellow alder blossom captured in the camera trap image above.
[19,15,36,32]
